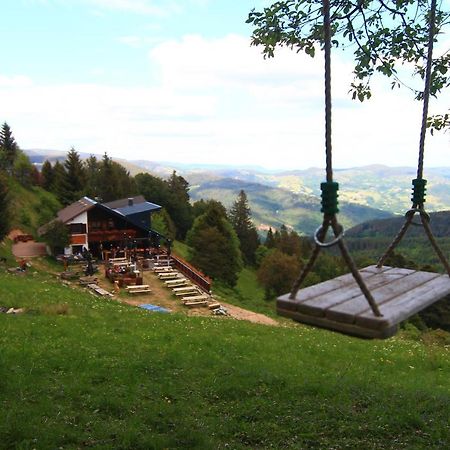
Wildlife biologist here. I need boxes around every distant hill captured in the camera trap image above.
[345,211,450,267]
[25,150,449,231]
[189,178,393,235]
[186,165,450,214]
[347,210,450,238]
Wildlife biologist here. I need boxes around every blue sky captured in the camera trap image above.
[1,0,449,170]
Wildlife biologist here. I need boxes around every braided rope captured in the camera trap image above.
[377,0,449,276]
[417,0,436,182]
[290,0,381,316]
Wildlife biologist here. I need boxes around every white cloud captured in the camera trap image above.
[1,33,449,170]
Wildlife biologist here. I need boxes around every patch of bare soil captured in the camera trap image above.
[9,229,47,258]
[48,262,279,327]
[98,267,279,326]
[218,302,279,326]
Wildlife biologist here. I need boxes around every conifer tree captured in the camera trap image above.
[186,203,242,286]
[60,147,86,205]
[166,170,193,239]
[41,160,54,191]
[83,155,100,198]
[50,160,66,200]
[0,122,18,173]
[265,227,276,248]
[229,190,260,265]
[97,153,115,202]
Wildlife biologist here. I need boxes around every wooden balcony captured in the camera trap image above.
[88,229,137,242]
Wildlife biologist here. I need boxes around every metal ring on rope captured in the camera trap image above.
[405,208,431,227]
[314,224,344,248]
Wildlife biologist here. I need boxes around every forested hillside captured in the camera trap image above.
[189,178,392,235]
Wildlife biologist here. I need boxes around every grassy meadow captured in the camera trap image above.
[1,256,450,449]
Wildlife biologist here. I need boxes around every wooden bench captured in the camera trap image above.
[184,300,209,308]
[126,284,152,295]
[165,278,187,287]
[79,276,98,285]
[173,286,199,296]
[158,272,180,280]
[181,294,209,303]
[153,266,174,273]
[87,284,114,297]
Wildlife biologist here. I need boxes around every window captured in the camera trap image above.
[69,223,86,234]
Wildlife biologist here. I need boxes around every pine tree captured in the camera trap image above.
[0,122,18,174]
[97,153,115,202]
[229,190,260,265]
[51,160,66,200]
[41,160,54,190]
[265,228,276,248]
[60,147,86,205]
[186,203,242,286]
[83,155,100,198]
[166,170,193,239]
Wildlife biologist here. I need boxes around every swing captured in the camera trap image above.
[277,0,450,339]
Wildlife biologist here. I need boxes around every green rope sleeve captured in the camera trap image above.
[412,179,427,205]
[320,181,339,215]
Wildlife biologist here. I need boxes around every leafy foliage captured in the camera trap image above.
[186,203,242,285]
[247,0,450,102]
[151,209,176,240]
[40,220,70,254]
[257,249,301,297]
[135,171,193,240]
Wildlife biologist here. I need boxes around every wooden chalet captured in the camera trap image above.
[41,196,162,257]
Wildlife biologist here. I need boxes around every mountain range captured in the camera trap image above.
[24,149,450,235]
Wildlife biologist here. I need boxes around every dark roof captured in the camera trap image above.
[104,195,161,217]
[57,197,97,223]
[103,195,146,209]
[114,202,161,216]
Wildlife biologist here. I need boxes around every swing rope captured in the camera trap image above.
[290,0,382,317]
[377,0,450,276]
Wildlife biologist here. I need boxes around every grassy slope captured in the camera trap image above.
[1,260,449,449]
[7,178,61,235]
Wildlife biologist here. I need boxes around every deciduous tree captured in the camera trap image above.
[247,0,450,104]
[257,249,301,298]
[186,203,242,286]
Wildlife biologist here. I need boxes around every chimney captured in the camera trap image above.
[128,198,133,206]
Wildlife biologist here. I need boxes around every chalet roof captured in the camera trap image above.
[114,202,161,216]
[103,195,146,209]
[56,197,97,223]
[104,196,161,217]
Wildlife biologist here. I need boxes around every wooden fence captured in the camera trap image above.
[170,254,212,293]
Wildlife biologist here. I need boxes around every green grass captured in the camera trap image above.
[7,178,61,235]
[213,267,278,317]
[173,240,190,260]
[1,262,450,449]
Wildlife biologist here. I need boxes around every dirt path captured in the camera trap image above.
[9,229,47,258]
[219,302,279,326]
[101,268,279,326]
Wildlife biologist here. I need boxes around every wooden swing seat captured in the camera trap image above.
[277,265,450,339]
